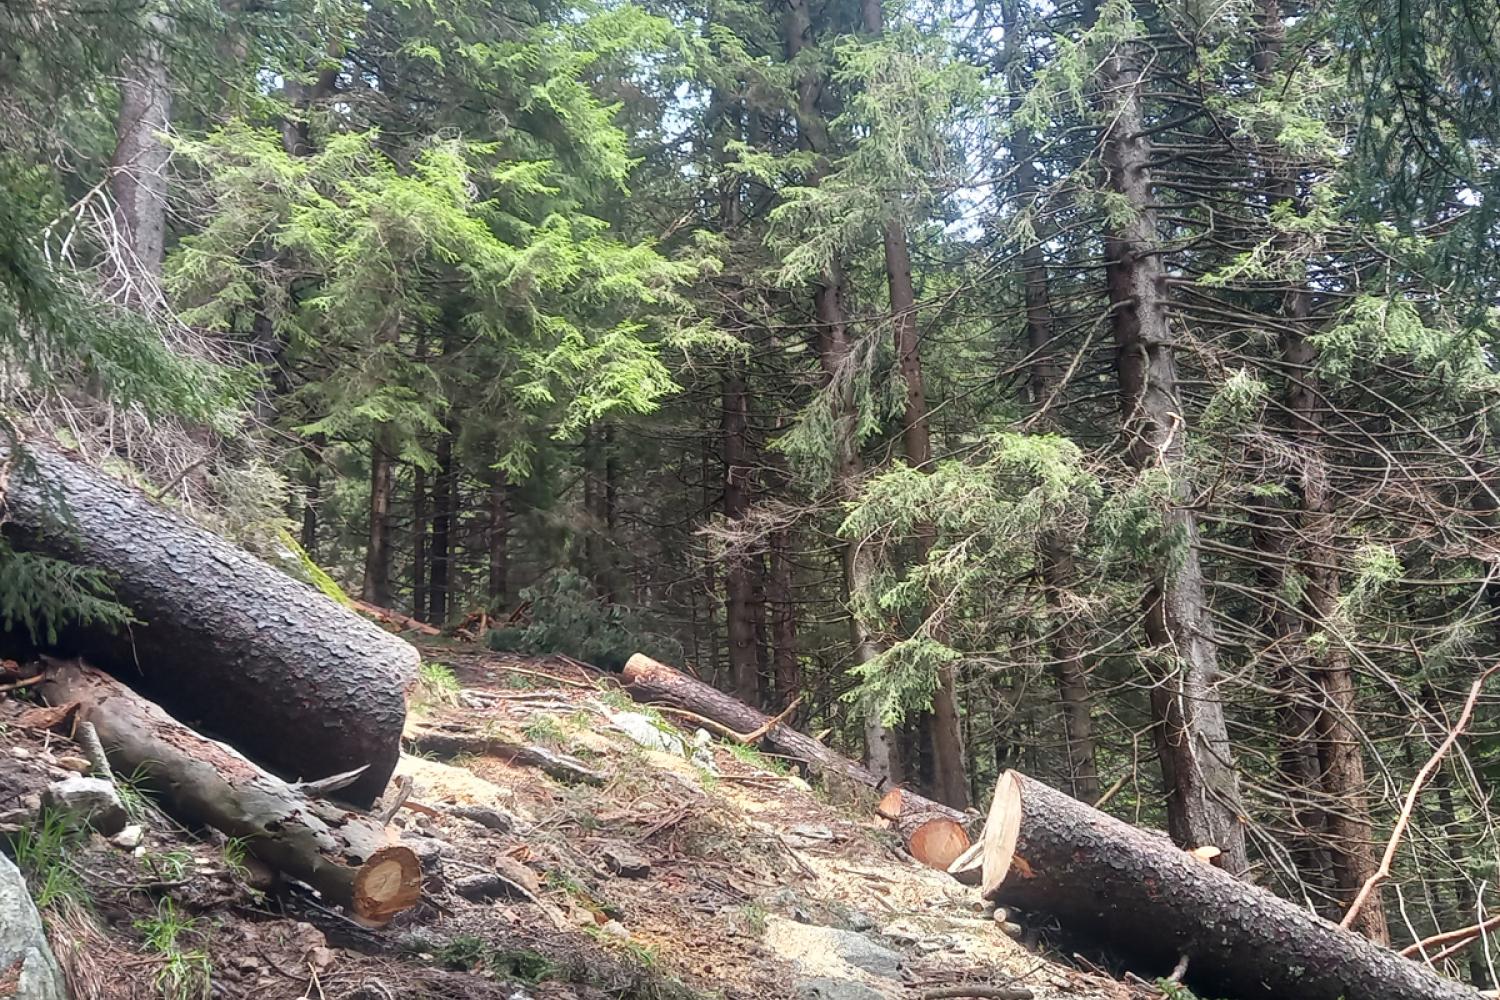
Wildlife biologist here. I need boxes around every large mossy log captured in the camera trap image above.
[2,444,417,804]
[40,661,421,924]
[622,653,969,866]
[979,770,1482,1000]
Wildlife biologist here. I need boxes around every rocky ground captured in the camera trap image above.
[0,646,1146,1000]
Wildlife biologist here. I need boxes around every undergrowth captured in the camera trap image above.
[135,898,212,1000]
[11,809,87,908]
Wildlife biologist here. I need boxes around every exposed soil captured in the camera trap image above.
[0,646,1141,1000]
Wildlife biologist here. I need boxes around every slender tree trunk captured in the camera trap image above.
[1003,0,1099,804]
[413,463,428,617]
[1094,19,1248,874]
[723,336,759,704]
[488,465,510,608]
[768,525,800,711]
[785,0,899,783]
[110,11,171,286]
[1253,0,1385,937]
[363,425,396,606]
[428,423,455,624]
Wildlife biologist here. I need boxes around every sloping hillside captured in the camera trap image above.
[1,645,1136,1000]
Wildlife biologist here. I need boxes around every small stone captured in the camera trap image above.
[843,910,876,933]
[402,835,450,872]
[41,776,127,836]
[601,844,651,879]
[599,920,630,940]
[10,747,32,760]
[786,824,835,843]
[109,824,144,850]
[54,756,91,775]
[796,979,885,1000]
[786,775,813,793]
[450,804,515,833]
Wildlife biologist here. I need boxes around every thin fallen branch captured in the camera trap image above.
[1341,662,1500,931]
[1401,912,1500,959]
[918,987,1032,1000]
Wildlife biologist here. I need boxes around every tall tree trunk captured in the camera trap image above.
[1004,0,1099,804]
[110,11,171,287]
[1094,16,1249,874]
[785,0,899,783]
[428,423,455,624]
[1253,0,1385,938]
[861,0,966,808]
[362,425,396,607]
[413,463,428,618]
[768,525,800,711]
[488,465,510,608]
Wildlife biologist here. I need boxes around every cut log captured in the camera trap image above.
[352,600,442,637]
[979,770,1483,1000]
[1,443,418,805]
[39,661,421,924]
[621,654,967,867]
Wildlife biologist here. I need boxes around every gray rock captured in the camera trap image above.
[0,852,67,1000]
[450,804,514,833]
[601,844,651,878]
[795,978,888,1000]
[452,872,529,902]
[842,908,876,933]
[401,835,450,871]
[41,775,127,835]
[109,824,144,850]
[765,916,902,981]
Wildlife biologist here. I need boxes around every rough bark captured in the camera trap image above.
[1253,0,1385,939]
[110,12,171,283]
[429,422,455,624]
[1095,23,1248,873]
[1003,0,1099,804]
[784,0,898,783]
[978,770,1482,1000]
[487,465,510,606]
[723,356,758,706]
[622,654,964,834]
[364,425,396,609]
[768,526,801,712]
[40,661,420,923]
[413,462,429,617]
[2,443,416,805]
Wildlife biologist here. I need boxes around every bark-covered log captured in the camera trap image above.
[622,654,968,864]
[2,444,418,804]
[979,770,1482,1000]
[40,661,421,924]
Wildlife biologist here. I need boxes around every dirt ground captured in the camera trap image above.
[0,645,1143,1000]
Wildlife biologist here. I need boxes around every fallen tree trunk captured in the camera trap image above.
[40,661,421,924]
[979,770,1482,1000]
[622,654,968,867]
[2,443,418,805]
[353,600,442,637]
[405,720,608,786]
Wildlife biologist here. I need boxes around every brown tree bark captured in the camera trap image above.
[4,444,416,805]
[1003,0,1099,805]
[768,526,801,710]
[1252,0,1385,939]
[40,661,420,924]
[110,12,171,285]
[785,0,899,783]
[428,422,455,624]
[1092,13,1248,873]
[977,770,1481,1000]
[363,425,396,609]
[413,463,429,617]
[487,465,510,607]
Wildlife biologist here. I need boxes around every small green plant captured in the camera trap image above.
[114,765,156,824]
[135,898,212,1000]
[11,810,87,908]
[434,935,554,984]
[145,848,194,883]
[524,714,565,746]
[738,903,767,937]
[724,740,788,776]
[221,837,252,882]
[415,661,462,707]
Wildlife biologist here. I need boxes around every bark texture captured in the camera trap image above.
[979,771,1481,1000]
[622,654,964,832]
[3,443,417,805]
[40,661,420,923]
[1095,22,1248,872]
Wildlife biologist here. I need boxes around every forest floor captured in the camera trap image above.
[1,644,1141,1000]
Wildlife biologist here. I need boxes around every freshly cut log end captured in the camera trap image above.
[977,770,1483,1000]
[876,787,904,821]
[3,444,416,805]
[39,661,422,925]
[903,814,970,871]
[352,846,423,924]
